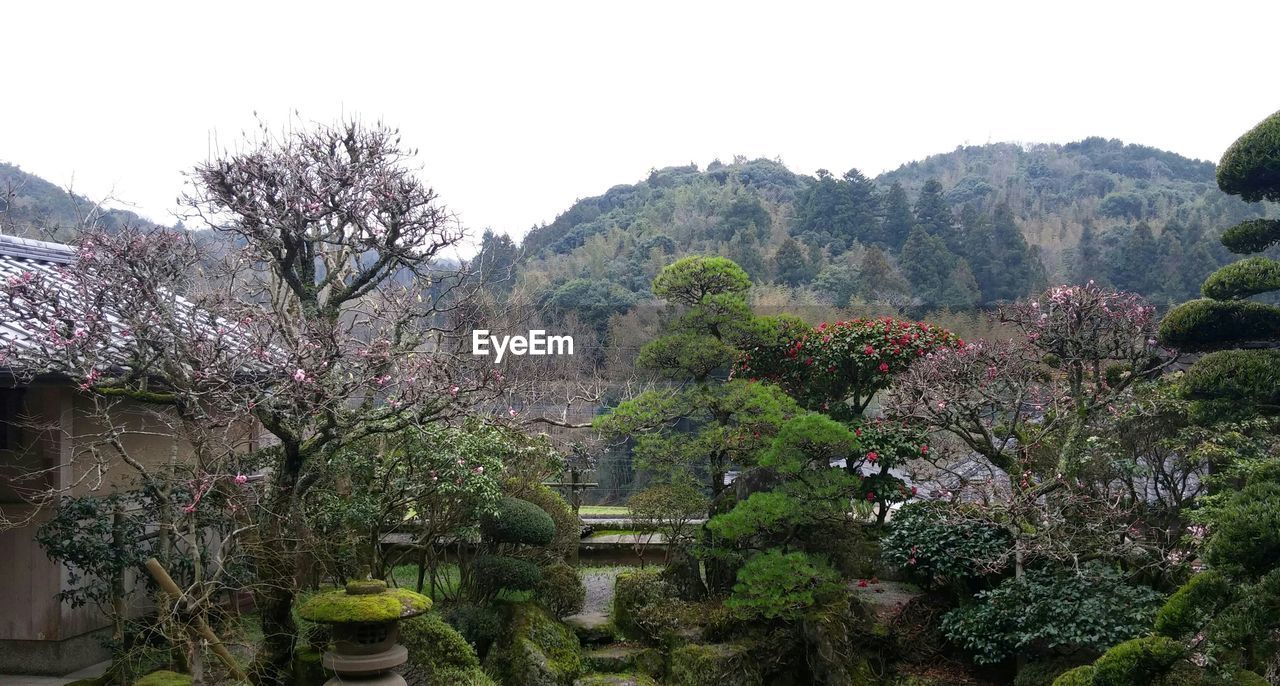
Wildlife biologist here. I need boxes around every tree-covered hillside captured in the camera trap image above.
[512,140,1269,315]
[0,162,165,239]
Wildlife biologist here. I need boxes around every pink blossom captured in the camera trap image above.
[293,368,307,383]
[234,474,248,485]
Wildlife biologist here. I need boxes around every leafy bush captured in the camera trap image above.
[536,562,586,618]
[399,613,495,686]
[480,497,556,546]
[1217,109,1280,202]
[1181,349,1280,408]
[941,564,1161,665]
[472,555,542,597]
[613,568,687,643]
[1220,218,1280,254]
[1157,299,1280,350]
[1201,256,1280,300]
[882,501,1011,587]
[444,604,502,657]
[1154,570,1235,638]
[1089,636,1186,686]
[725,550,840,621]
[512,482,579,562]
[1050,665,1095,686]
[1205,481,1280,577]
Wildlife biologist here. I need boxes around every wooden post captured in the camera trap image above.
[143,558,249,683]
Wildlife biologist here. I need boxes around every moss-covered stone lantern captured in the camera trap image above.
[298,579,431,686]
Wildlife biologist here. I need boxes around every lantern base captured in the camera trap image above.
[324,673,406,686]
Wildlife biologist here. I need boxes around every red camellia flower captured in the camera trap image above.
[857,579,869,588]
[864,344,876,355]
[867,451,879,463]
[865,492,875,501]
[921,445,928,454]
[878,362,890,373]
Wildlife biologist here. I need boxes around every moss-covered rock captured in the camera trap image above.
[131,671,192,686]
[401,612,496,685]
[297,586,431,624]
[668,643,763,686]
[483,601,583,686]
[1217,109,1280,202]
[1016,656,1092,686]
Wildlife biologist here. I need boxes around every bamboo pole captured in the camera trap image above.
[143,558,249,683]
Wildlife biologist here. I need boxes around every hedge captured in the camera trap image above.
[1201,257,1280,300]
[1157,299,1280,350]
[1221,219,1280,255]
[1153,570,1234,638]
[1217,109,1280,202]
[1182,349,1280,407]
[480,496,556,546]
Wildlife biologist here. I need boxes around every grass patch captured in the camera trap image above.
[586,529,646,538]
[580,505,630,516]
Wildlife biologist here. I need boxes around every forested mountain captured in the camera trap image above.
[509,139,1271,317]
[0,162,166,239]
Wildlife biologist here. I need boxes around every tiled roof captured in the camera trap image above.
[0,235,80,358]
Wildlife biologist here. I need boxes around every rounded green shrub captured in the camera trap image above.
[1182,349,1280,407]
[1050,665,1095,686]
[399,613,495,686]
[613,568,686,643]
[1157,299,1280,350]
[1090,636,1186,686]
[1201,257,1280,300]
[725,550,839,620]
[473,554,542,596]
[512,481,580,561]
[1221,219,1280,255]
[882,500,1012,587]
[1154,570,1235,638]
[1205,481,1280,577]
[536,561,586,618]
[480,496,556,545]
[1217,109,1280,202]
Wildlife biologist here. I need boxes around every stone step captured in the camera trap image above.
[574,672,658,686]
[564,611,616,646]
[584,645,648,673]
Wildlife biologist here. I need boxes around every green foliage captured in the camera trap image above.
[37,491,153,611]
[131,671,192,686]
[759,413,859,474]
[1181,349,1280,409]
[612,569,686,643]
[881,501,1012,587]
[511,482,580,563]
[724,550,840,621]
[400,613,495,686]
[481,497,556,546]
[652,256,751,306]
[473,555,543,597]
[1204,481,1280,577]
[1015,657,1092,686]
[445,604,503,657]
[637,332,735,379]
[536,562,586,619]
[940,564,1161,665]
[1051,665,1096,686]
[1200,256,1280,300]
[1220,218,1280,254]
[1089,636,1186,686]
[1157,299,1280,350]
[1154,570,1235,639]
[1217,110,1280,202]
[627,480,708,545]
[545,278,636,333]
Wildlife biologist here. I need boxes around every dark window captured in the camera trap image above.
[0,388,25,451]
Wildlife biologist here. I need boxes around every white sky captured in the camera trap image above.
[3,1,1278,247]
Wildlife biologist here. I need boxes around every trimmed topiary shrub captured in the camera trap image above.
[537,562,586,618]
[1050,665,1095,686]
[724,550,840,620]
[482,497,557,546]
[1158,299,1280,351]
[1181,349,1280,408]
[514,482,580,562]
[1217,110,1280,202]
[1205,481,1280,577]
[400,613,495,686]
[1201,256,1280,300]
[1221,218,1280,254]
[1089,636,1186,686]
[1154,570,1236,638]
[474,554,543,597]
